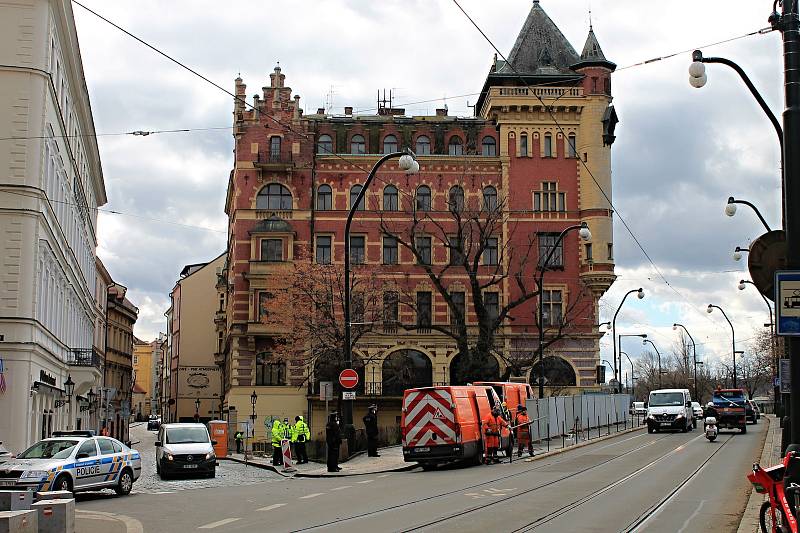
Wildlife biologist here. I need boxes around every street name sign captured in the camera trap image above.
[339,369,359,389]
[776,271,800,335]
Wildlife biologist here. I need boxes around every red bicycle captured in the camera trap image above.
[748,451,800,532]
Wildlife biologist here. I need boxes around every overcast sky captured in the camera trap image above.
[73,0,784,374]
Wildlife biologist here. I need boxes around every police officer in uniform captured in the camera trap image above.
[292,416,310,464]
[363,405,380,457]
[326,412,342,472]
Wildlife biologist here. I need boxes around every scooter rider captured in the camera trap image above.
[703,402,718,428]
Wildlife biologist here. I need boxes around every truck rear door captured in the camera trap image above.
[402,389,457,448]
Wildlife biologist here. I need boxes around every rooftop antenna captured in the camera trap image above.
[589,8,593,31]
[325,85,337,113]
[378,89,391,114]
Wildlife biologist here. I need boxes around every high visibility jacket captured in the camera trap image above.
[292,418,310,443]
[483,414,507,449]
[234,431,243,442]
[514,413,531,443]
[271,421,284,447]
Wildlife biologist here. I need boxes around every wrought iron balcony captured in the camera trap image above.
[255,151,293,169]
[67,349,100,368]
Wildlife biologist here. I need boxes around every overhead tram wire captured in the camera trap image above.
[449,0,763,335]
[0,126,233,142]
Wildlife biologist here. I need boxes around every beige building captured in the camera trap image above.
[0,0,107,453]
[132,337,150,419]
[103,282,138,443]
[165,255,224,423]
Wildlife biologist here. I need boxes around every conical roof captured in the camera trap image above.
[573,27,616,70]
[501,0,580,76]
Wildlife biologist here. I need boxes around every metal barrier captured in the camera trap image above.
[526,394,632,444]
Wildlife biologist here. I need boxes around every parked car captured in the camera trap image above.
[691,401,704,420]
[155,423,216,479]
[630,402,647,416]
[0,442,13,465]
[0,431,141,495]
[147,415,161,431]
[746,400,759,424]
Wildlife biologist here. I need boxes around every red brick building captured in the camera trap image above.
[217,2,618,436]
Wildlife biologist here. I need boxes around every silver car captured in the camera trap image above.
[0,431,141,495]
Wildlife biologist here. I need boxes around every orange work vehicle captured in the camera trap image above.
[401,384,507,469]
[473,381,534,419]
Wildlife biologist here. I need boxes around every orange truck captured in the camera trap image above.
[400,384,509,468]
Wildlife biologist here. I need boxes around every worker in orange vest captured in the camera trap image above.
[483,407,507,464]
[514,405,534,457]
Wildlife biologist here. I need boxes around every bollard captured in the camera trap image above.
[547,422,550,452]
[0,491,32,512]
[598,417,601,439]
[562,422,565,449]
[31,499,74,533]
[0,510,37,533]
[607,414,611,436]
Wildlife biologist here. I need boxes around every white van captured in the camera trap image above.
[646,389,694,433]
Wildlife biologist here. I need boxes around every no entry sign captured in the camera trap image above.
[339,369,359,389]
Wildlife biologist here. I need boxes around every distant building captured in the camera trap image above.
[132,337,150,418]
[164,255,225,423]
[104,282,138,443]
[0,0,107,453]
[218,3,618,440]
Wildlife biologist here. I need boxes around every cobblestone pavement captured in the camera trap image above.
[121,422,280,495]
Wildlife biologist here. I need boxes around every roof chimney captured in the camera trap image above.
[436,108,448,117]
[317,107,325,115]
[344,106,353,115]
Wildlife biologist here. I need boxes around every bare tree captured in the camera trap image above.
[379,188,593,384]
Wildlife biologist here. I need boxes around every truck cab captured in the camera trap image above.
[711,388,747,433]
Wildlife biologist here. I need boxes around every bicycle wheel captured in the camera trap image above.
[759,500,788,533]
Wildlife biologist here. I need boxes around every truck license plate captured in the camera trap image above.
[183,464,198,469]
[415,447,430,452]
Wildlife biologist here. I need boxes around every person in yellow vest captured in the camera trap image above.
[292,416,310,464]
[271,419,284,466]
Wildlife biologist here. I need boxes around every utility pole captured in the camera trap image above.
[777,0,800,445]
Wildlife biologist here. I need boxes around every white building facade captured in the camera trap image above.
[0,0,106,453]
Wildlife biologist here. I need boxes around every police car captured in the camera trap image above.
[0,431,141,495]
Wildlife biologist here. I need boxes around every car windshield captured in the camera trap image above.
[165,427,209,444]
[649,392,684,407]
[18,439,79,459]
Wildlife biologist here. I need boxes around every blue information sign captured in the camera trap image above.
[776,271,800,336]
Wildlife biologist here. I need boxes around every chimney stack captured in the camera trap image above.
[344,106,353,115]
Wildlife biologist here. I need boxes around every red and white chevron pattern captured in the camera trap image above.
[403,389,457,447]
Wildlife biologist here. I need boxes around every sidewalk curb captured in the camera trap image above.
[222,425,646,477]
[737,415,774,533]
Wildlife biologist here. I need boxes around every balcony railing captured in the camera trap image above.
[255,151,293,167]
[68,349,100,368]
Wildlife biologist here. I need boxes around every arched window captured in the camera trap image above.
[317,134,333,155]
[383,134,398,154]
[481,136,497,156]
[520,133,529,157]
[351,134,366,154]
[567,134,577,158]
[416,185,432,211]
[530,357,577,387]
[350,184,365,211]
[450,353,500,386]
[256,183,292,210]
[544,133,553,157]
[448,186,465,212]
[415,135,431,155]
[448,136,463,156]
[383,185,398,211]
[382,349,433,396]
[316,184,332,210]
[483,186,498,211]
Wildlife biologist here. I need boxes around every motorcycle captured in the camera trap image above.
[704,416,718,442]
[748,450,800,532]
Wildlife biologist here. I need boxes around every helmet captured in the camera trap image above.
[706,402,714,408]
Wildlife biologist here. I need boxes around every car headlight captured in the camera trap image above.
[20,470,48,480]
[164,453,174,461]
[676,414,684,418]
[205,452,215,461]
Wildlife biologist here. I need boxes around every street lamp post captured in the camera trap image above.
[247,391,257,464]
[739,279,780,413]
[642,339,664,389]
[621,351,635,398]
[673,323,699,401]
[732,246,750,262]
[87,388,96,431]
[535,222,592,398]
[64,375,75,431]
[707,304,737,388]
[725,197,773,233]
[611,289,645,393]
[343,150,419,437]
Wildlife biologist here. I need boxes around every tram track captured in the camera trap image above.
[292,429,657,532]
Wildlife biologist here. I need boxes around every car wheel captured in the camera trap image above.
[159,461,170,480]
[742,425,747,434]
[53,474,72,493]
[115,468,134,496]
[681,420,688,433]
[207,468,216,479]
[647,425,654,434]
